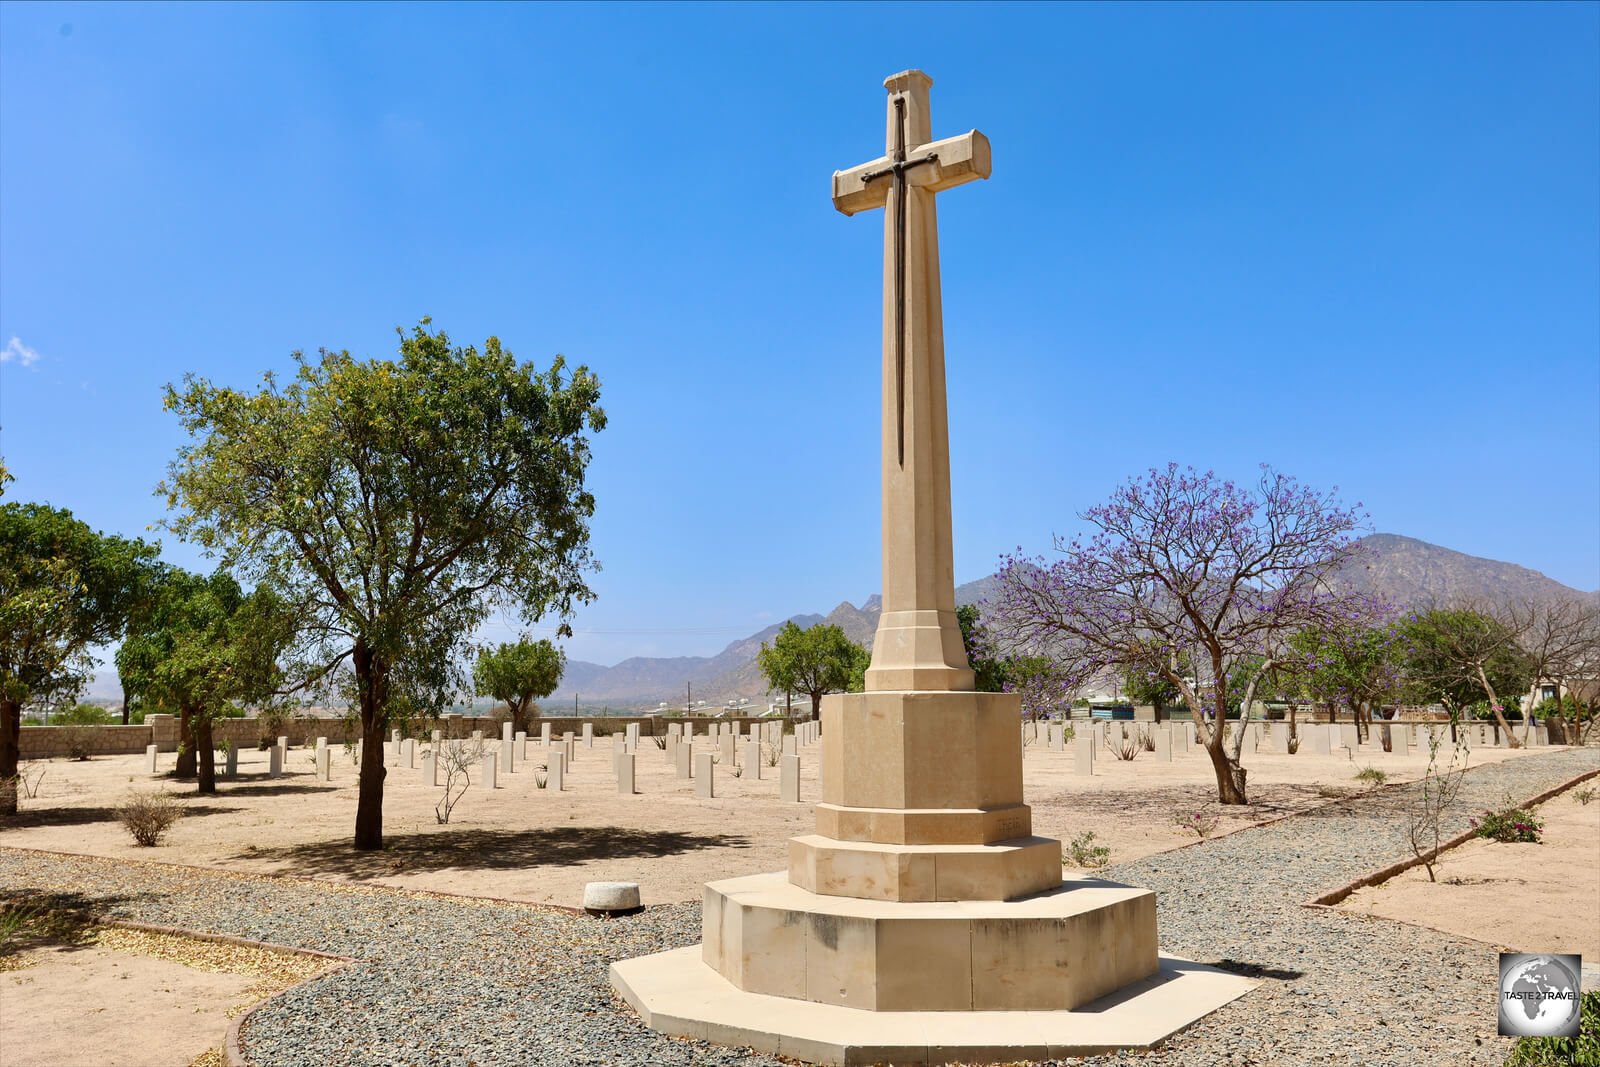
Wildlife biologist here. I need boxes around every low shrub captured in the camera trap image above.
[1353,766,1388,786]
[1504,990,1599,1066]
[1571,786,1596,807]
[1066,831,1111,869]
[116,791,182,847]
[1470,803,1544,844]
[1171,810,1220,838]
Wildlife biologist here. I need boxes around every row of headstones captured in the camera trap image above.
[141,717,829,791]
[656,721,807,801]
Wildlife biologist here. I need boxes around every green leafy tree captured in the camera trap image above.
[956,604,1008,693]
[116,567,292,794]
[0,503,156,814]
[473,638,565,734]
[756,622,870,722]
[1402,606,1533,746]
[159,320,605,847]
[1288,615,1406,740]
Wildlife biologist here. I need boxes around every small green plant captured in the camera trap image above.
[1354,766,1388,786]
[1571,786,1596,807]
[1470,802,1544,843]
[1066,831,1111,869]
[1112,733,1140,761]
[1171,810,1220,838]
[1503,990,1599,1066]
[1316,785,1352,799]
[116,791,182,847]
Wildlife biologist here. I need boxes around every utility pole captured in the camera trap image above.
[686,681,692,717]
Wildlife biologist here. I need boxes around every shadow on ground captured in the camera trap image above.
[1,804,244,828]
[1034,781,1345,823]
[231,826,754,879]
[0,889,148,960]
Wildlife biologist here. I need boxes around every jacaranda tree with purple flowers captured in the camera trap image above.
[986,464,1374,804]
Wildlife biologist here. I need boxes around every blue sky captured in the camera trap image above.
[3,2,1597,667]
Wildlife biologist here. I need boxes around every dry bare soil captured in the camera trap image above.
[1340,786,1600,959]
[0,730,1548,907]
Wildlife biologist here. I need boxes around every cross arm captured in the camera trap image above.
[830,129,992,216]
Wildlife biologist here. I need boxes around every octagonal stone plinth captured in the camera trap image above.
[702,871,1157,1012]
[788,834,1063,903]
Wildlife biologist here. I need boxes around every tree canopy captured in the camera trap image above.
[755,622,870,721]
[1401,606,1534,742]
[985,463,1374,804]
[474,638,566,734]
[0,502,156,814]
[117,566,292,793]
[160,320,605,846]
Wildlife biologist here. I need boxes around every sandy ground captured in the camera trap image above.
[1,940,251,1067]
[0,732,1553,907]
[1340,786,1600,959]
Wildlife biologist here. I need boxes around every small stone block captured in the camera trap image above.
[583,881,641,916]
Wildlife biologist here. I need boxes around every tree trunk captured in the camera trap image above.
[0,697,21,816]
[196,715,216,795]
[121,683,132,726]
[508,697,526,737]
[352,641,387,850]
[808,689,823,723]
[1206,738,1249,804]
[176,703,197,778]
[1474,666,1521,747]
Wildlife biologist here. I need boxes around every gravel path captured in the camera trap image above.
[1,746,1593,1067]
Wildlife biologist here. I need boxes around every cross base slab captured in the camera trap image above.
[610,946,1257,1067]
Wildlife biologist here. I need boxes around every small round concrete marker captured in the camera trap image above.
[583,881,642,918]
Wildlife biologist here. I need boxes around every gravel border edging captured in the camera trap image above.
[225,960,356,1067]
[1301,765,1600,907]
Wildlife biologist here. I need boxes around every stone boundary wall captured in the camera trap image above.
[18,714,781,759]
[16,725,153,759]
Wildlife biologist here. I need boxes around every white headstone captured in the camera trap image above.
[549,751,564,791]
[583,722,594,748]
[1154,726,1172,762]
[1047,723,1064,751]
[1074,737,1094,776]
[676,743,692,779]
[617,753,635,795]
[743,740,762,779]
[391,728,401,745]
[315,747,331,781]
[502,721,514,743]
[782,734,797,757]
[665,734,679,765]
[1340,724,1359,751]
[224,746,238,778]
[540,723,552,746]
[516,731,528,760]
[401,738,416,769]
[268,745,282,778]
[779,753,800,802]
[1311,727,1331,755]
[482,753,498,789]
[420,750,434,785]
[145,744,159,774]
[695,752,715,798]
[500,738,513,773]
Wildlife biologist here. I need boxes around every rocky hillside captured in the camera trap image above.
[1338,533,1597,609]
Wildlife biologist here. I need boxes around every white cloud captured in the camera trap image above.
[2,337,40,368]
